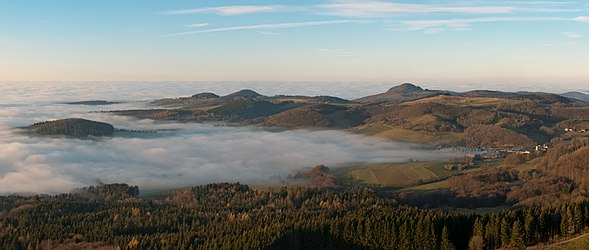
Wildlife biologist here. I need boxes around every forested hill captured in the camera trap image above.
[20,118,114,138]
[2,182,589,250]
[108,83,589,147]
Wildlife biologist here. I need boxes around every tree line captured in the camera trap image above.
[1,183,589,249]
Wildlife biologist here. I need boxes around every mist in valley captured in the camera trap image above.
[0,82,461,194]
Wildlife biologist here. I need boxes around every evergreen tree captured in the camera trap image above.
[524,211,537,244]
[440,226,455,250]
[468,236,484,250]
[473,218,484,238]
[561,208,570,237]
[510,221,526,250]
[573,204,584,234]
[399,221,412,250]
[484,215,500,249]
[426,223,437,250]
[538,211,548,242]
[500,218,511,248]
[11,237,23,250]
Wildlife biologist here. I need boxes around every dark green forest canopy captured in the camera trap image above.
[20,118,114,138]
[1,183,588,250]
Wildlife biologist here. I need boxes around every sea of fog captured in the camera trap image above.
[0,81,494,194]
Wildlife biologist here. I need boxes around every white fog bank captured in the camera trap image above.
[0,82,461,194]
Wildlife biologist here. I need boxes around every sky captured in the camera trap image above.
[0,0,588,88]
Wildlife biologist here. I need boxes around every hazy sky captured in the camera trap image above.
[0,0,588,87]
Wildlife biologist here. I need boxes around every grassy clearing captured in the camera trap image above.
[350,168,380,185]
[530,233,589,250]
[355,123,463,145]
[406,114,439,125]
[343,161,454,187]
[425,161,454,176]
[399,179,451,192]
[403,95,505,107]
[495,158,541,172]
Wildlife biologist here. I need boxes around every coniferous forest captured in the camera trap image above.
[5,87,589,249]
[1,183,589,249]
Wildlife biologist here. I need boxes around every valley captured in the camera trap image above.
[4,83,589,249]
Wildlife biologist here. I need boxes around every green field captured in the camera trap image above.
[398,178,452,192]
[339,161,454,188]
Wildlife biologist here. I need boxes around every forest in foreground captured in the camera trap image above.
[7,84,589,249]
[2,183,589,250]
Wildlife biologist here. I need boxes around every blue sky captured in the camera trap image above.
[0,0,588,88]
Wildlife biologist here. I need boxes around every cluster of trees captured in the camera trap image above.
[464,125,536,147]
[263,104,364,128]
[540,138,589,192]
[398,168,577,208]
[1,183,589,249]
[75,183,140,201]
[23,118,114,137]
[398,138,589,209]
[467,202,589,249]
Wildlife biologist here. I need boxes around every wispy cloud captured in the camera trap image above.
[163,20,369,37]
[319,0,515,17]
[187,23,209,28]
[561,31,583,38]
[499,1,574,5]
[161,5,283,16]
[574,16,589,22]
[398,16,589,33]
[515,7,588,13]
[318,0,586,18]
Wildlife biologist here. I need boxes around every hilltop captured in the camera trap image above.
[21,118,114,138]
[219,89,264,100]
[355,83,443,103]
[108,84,589,148]
[562,91,589,103]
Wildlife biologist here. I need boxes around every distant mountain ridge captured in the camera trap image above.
[219,89,264,100]
[93,83,589,147]
[357,83,581,104]
[191,92,219,99]
[65,100,121,105]
[355,83,443,103]
[561,91,589,103]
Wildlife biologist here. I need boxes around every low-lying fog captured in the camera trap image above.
[0,82,460,194]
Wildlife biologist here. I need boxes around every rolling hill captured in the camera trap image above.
[355,83,443,103]
[562,91,589,103]
[264,104,364,128]
[106,83,589,147]
[219,89,265,100]
[21,118,114,138]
